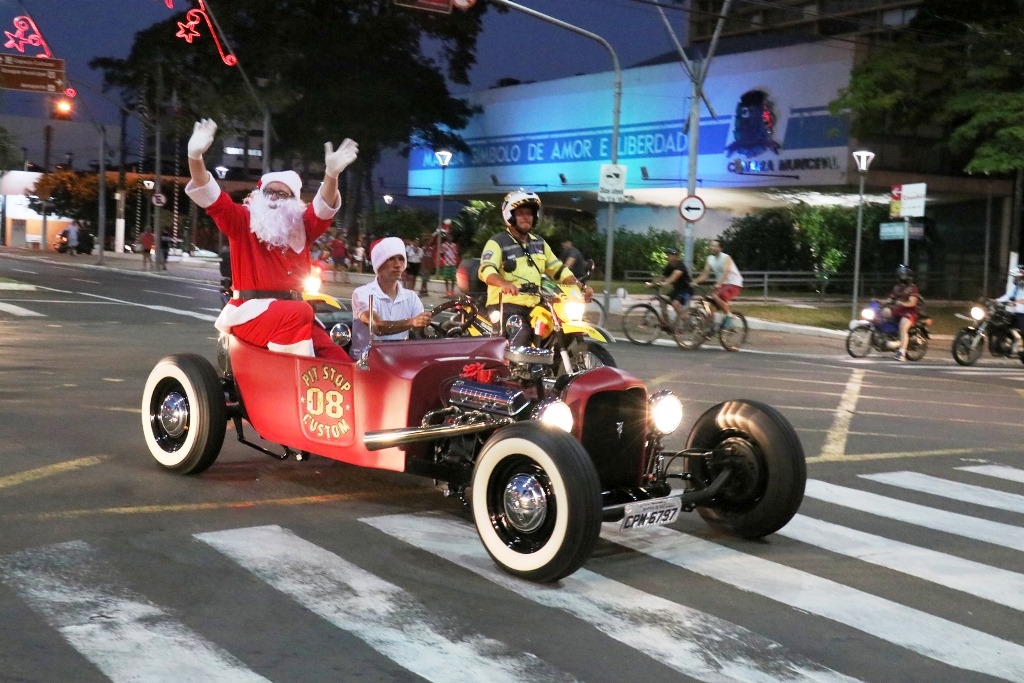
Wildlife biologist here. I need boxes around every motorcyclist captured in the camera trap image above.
[887,264,920,361]
[478,189,589,345]
[995,265,1024,353]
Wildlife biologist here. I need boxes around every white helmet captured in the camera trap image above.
[502,188,542,227]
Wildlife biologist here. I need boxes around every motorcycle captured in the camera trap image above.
[53,229,94,254]
[846,298,931,360]
[951,298,1024,366]
[430,275,616,377]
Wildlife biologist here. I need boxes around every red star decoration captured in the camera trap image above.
[176,21,201,43]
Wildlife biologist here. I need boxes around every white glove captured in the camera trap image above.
[324,138,358,178]
[187,119,218,160]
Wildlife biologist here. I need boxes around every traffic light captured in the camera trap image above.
[51,98,72,120]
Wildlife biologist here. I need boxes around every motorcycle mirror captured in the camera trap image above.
[505,314,525,341]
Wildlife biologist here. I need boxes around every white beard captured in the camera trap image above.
[248,190,307,253]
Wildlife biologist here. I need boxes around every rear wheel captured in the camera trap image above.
[906,329,929,361]
[845,326,872,358]
[621,304,662,345]
[471,422,602,582]
[675,310,708,350]
[718,312,748,351]
[952,329,983,366]
[683,400,806,539]
[141,354,226,474]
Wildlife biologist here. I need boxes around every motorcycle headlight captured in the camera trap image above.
[563,301,586,322]
[860,306,874,321]
[649,391,683,436]
[970,306,985,321]
[303,274,322,294]
[532,398,573,432]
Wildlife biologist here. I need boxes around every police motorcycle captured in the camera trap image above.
[846,298,931,360]
[951,298,1024,366]
[433,257,616,377]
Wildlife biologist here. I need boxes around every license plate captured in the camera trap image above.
[619,497,682,530]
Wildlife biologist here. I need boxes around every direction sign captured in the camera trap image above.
[678,194,706,222]
[0,54,65,93]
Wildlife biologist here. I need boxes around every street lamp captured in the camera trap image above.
[851,149,875,322]
[434,149,452,271]
[382,193,393,205]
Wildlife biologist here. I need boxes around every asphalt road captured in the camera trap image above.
[1,249,1022,683]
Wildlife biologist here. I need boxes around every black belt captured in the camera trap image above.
[232,289,302,301]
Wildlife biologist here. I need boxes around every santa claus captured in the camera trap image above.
[184,118,358,360]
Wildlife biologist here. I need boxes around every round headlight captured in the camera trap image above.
[649,390,683,435]
[860,306,874,320]
[563,301,586,322]
[970,306,985,321]
[303,275,322,294]
[532,398,573,432]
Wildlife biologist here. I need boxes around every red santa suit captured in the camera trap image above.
[185,173,348,360]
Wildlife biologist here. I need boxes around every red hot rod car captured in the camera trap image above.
[142,325,806,583]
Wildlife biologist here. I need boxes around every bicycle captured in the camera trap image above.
[621,283,681,345]
[675,285,749,352]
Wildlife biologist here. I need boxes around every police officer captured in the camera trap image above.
[478,189,588,344]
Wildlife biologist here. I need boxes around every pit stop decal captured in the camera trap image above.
[299,364,353,442]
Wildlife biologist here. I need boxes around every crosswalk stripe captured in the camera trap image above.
[0,540,269,682]
[365,512,861,683]
[778,514,1024,611]
[804,479,1024,551]
[601,525,1024,682]
[860,471,1024,514]
[0,302,45,316]
[195,525,576,683]
[957,464,1024,484]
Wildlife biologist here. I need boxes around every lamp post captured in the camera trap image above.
[434,149,452,272]
[851,149,875,322]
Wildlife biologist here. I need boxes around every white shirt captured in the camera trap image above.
[997,279,1024,313]
[706,252,743,287]
[406,245,423,264]
[350,279,425,359]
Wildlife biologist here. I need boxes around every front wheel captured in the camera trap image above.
[621,304,662,345]
[565,338,616,373]
[683,401,806,539]
[718,312,748,351]
[845,326,872,358]
[141,353,227,474]
[952,328,983,366]
[471,422,602,582]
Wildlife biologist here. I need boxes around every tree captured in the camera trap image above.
[91,1,491,239]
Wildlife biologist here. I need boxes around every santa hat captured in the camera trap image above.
[370,236,406,273]
[258,170,302,198]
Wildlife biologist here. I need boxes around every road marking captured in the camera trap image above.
[78,291,217,321]
[779,514,1024,611]
[602,525,1024,682]
[0,301,45,316]
[0,456,107,491]
[144,289,192,299]
[818,369,863,458]
[861,471,1024,514]
[197,525,575,683]
[804,479,1024,551]
[18,489,425,520]
[806,447,1004,464]
[958,464,1024,483]
[0,540,269,682]
[366,512,858,683]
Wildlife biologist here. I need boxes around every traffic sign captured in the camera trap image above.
[678,194,706,222]
[0,54,65,93]
[598,164,626,203]
[151,193,167,207]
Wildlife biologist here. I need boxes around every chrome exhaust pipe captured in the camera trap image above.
[364,417,513,451]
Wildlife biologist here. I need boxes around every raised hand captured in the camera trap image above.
[324,138,359,178]
[187,119,218,160]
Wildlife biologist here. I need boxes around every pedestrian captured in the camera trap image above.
[438,232,460,297]
[184,117,358,360]
[329,232,349,283]
[140,229,155,270]
[404,237,422,290]
[65,220,80,256]
[158,231,171,269]
[418,235,435,295]
[353,238,366,274]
